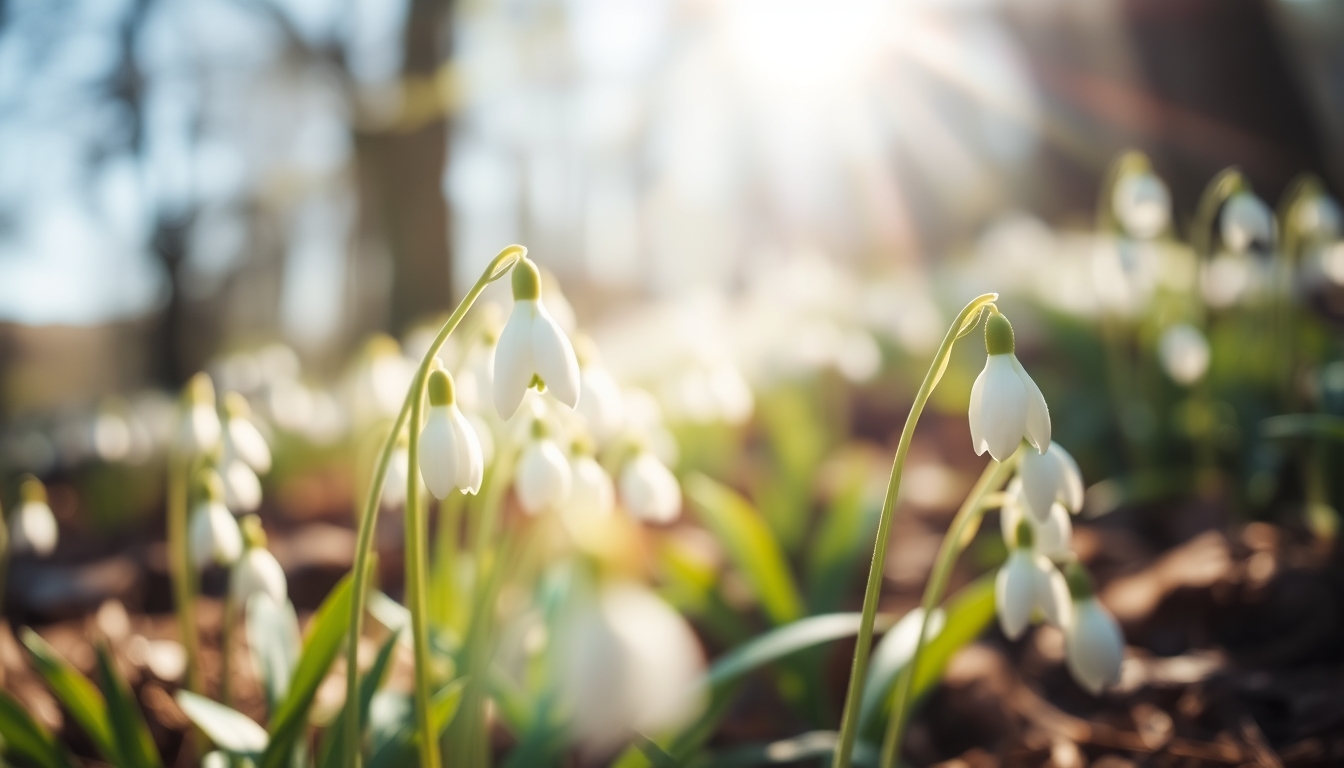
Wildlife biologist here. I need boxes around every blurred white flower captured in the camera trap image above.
[516,428,572,515]
[1201,253,1260,308]
[189,473,243,569]
[995,545,1070,640]
[619,451,681,524]
[179,374,222,456]
[1065,588,1124,694]
[232,545,287,606]
[381,445,410,509]
[558,582,706,751]
[9,477,57,557]
[574,338,626,442]
[1314,242,1344,287]
[1091,238,1159,317]
[968,314,1050,461]
[222,459,263,514]
[494,259,581,419]
[350,335,415,424]
[1001,494,1073,563]
[1158,323,1211,386]
[222,393,271,474]
[418,370,485,499]
[563,451,616,535]
[1220,192,1274,254]
[1112,171,1171,240]
[1294,193,1342,243]
[1017,441,1084,521]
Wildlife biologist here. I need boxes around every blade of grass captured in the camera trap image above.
[0,687,76,768]
[317,631,400,768]
[93,644,162,768]
[20,628,119,764]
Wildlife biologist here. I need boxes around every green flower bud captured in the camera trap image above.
[985,312,1015,356]
[512,257,542,301]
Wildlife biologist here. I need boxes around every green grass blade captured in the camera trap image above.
[909,574,996,698]
[247,593,302,713]
[259,571,357,768]
[93,643,162,768]
[176,691,269,758]
[316,631,400,768]
[0,687,76,768]
[634,734,679,768]
[708,612,868,688]
[20,628,119,764]
[685,474,805,625]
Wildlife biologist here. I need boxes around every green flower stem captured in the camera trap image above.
[831,292,998,768]
[879,454,1017,768]
[343,245,524,768]
[1275,174,1322,411]
[167,448,203,697]
[404,413,438,768]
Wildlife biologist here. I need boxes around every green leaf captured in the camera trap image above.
[247,593,302,713]
[0,687,76,768]
[857,608,943,735]
[259,571,357,768]
[634,734,679,768]
[685,474,805,625]
[316,631,399,768]
[93,644,162,768]
[176,691,269,758]
[20,628,119,764]
[1262,413,1344,442]
[708,613,869,688]
[429,677,467,735]
[909,574,996,698]
[365,679,468,768]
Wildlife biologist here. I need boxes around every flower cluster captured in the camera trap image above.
[970,313,1125,695]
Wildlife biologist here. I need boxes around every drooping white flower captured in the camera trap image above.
[516,425,572,515]
[417,369,485,499]
[1017,441,1084,521]
[222,393,271,474]
[1221,192,1274,254]
[619,451,682,524]
[493,258,581,419]
[222,458,263,513]
[231,517,287,606]
[557,582,706,751]
[1003,494,1074,563]
[968,313,1050,461]
[9,476,57,557]
[995,521,1070,640]
[1113,171,1171,240]
[574,337,625,444]
[1294,193,1342,244]
[1158,323,1211,386]
[189,472,243,569]
[1063,565,1124,694]
[179,374,222,456]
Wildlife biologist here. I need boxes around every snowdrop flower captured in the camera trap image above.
[179,373,222,456]
[1294,193,1342,243]
[516,422,572,515]
[968,313,1051,461]
[1158,323,1211,386]
[222,459,263,514]
[494,258,581,420]
[222,394,271,474]
[619,450,682,524]
[189,471,243,569]
[565,444,616,524]
[1001,491,1073,562]
[574,337,625,444]
[230,516,287,606]
[9,476,57,557]
[1017,441,1084,522]
[1221,192,1274,254]
[1112,171,1171,240]
[1063,564,1124,694]
[995,521,1070,640]
[557,582,706,751]
[417,369,485,499]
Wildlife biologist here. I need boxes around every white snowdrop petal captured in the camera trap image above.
[1052,443,1086,513]
[1066,598,1125,694]
[1113,172,1171,240]
[494,301,539,419]
[1035,503,1074,561]
[995,551,1036,640]
[516,439,572,515]
[189,502,243,569]
[11,501,58,557]
[228,418,271,473]
[417,407,458,501]
[531,305,581,409]
[1013,356,1051,452]
[1158,324,1210,386]
[231,548,287,606]
[1034,556,1073,628]
[223,460,263,513]
[968,365,989,456]
[980,355,1028,461]
[449,406,484,495]
[1220,192,1274,254]
[1019,447,1063,522]
[182,404,222,455]
[620,453,682,524]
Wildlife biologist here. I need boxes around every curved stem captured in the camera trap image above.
[343,245,524,768]
[831,293,998,768]
[879,456,1017,768]
[405,396,438,768]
